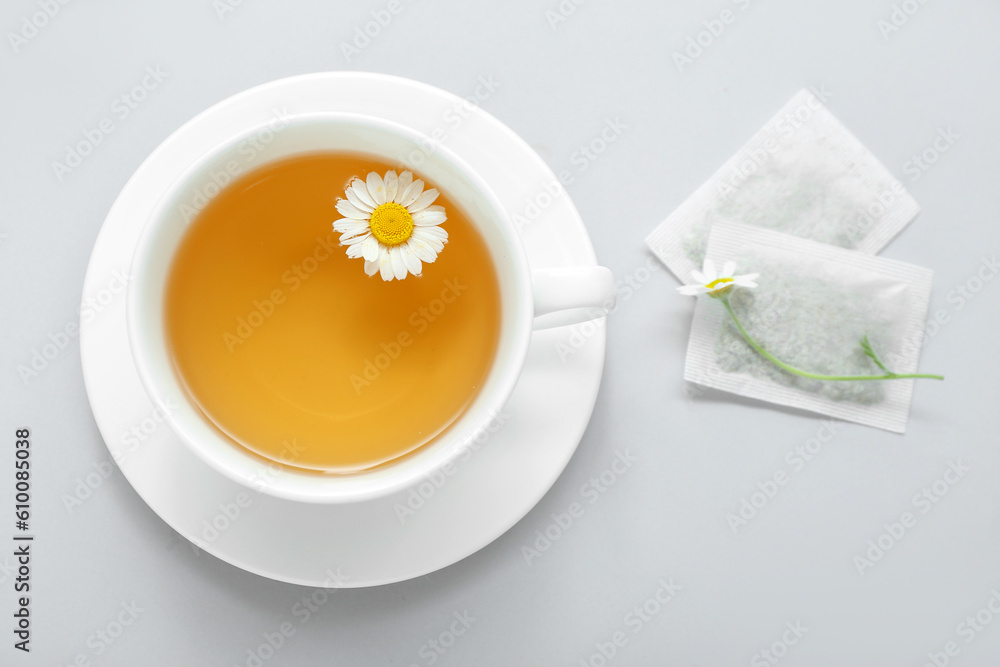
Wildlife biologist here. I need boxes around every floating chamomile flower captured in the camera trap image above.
[677,259,758,298]
[332,169,448,281]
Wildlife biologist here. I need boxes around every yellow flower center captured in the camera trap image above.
[706,277,734,298]
[368,202,414,246]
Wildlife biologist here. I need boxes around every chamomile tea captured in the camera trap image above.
[163,153,501,473]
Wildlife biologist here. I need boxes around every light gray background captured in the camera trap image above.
[2,0,999,665]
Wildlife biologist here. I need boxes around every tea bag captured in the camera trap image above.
[684,222,934,433]
[646,89,920,282]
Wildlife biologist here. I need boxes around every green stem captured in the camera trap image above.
[719,296,943,382]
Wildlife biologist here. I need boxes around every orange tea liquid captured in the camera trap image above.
[164,153,501,472]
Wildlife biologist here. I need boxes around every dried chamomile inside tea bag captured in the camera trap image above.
[646,89,920,283]
[683,222,935,433]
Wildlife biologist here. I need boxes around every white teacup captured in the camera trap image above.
[127,112,615,503]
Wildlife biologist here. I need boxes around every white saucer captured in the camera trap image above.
[80,72,606,587]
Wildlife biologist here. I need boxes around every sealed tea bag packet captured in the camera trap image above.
[684,222,934,433]
[646,89,920,283]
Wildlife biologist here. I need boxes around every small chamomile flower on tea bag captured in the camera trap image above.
[681,222,940,433]
[646,89,920,283]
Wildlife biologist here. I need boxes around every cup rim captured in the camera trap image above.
[126,111,533,504]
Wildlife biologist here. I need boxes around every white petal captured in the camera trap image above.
[383,170,398,204]
[421,204,446,216]
[677,284,708,295]
[333,219,370,235]
[340,232,370,244]
[701,259,717,282]
[690,270,708,284]
[734,273,759,288]
[335,219,370,235]
[364,258,379,276]
[407,188,439,213]
[336,199,369,221]
[390,246,408,280]
[342,231,371,246]
[398,179,424,207]
[400,244,422,276]
[345,188,374,213]
[411,228,445,252]
[346,242,366,259]
[350,178,377,209]
[378,246,393,281]
[366,172,386,205]
[415,225,448,241]
[361,236,380,262]
[407,237,438,263]
[411,206,446,226]
[394,171,413,202]
[721,261,736,279]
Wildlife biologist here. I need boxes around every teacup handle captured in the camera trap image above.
[531,267,617,331]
